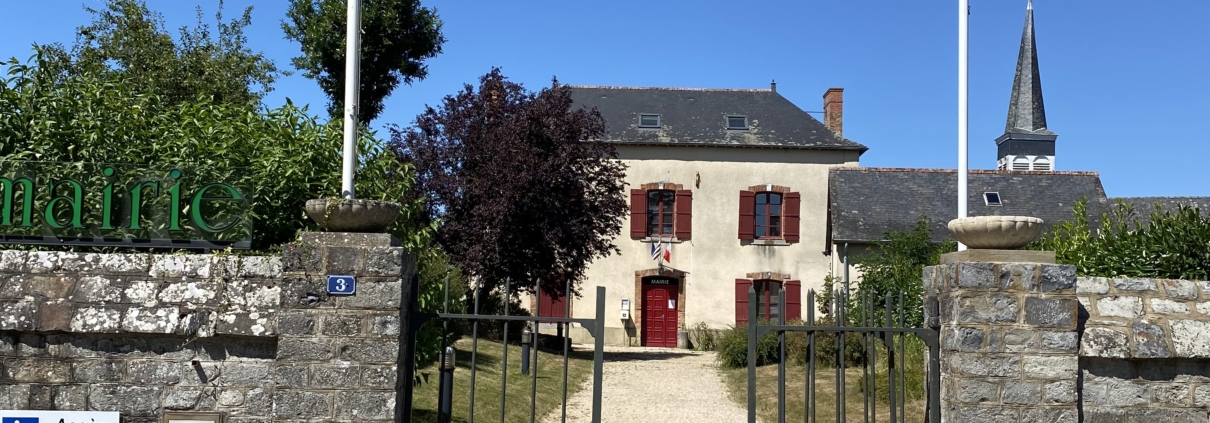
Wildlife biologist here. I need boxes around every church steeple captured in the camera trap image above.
[997,0,1058,171]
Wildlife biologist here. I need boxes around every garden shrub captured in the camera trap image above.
[1032,198,1210,280]
[689,321,718,351]
[716,321,780,369]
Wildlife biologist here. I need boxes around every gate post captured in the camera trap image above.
[396,257,423,423]
[925,253,1079,422]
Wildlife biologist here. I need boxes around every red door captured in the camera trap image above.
[642,280,679,348]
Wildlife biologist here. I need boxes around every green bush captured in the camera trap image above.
[688,321,718,351]
[717,318,869,369]
[1032,198,1210,280]
[788,317,868,368]
[716,321,780,369]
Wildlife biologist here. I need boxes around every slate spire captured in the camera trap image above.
[996,0,1057,171]
[1005,0,1053,135]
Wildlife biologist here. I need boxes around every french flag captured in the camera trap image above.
[650,240,671,263]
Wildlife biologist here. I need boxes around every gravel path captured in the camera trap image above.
[541,345,749,423]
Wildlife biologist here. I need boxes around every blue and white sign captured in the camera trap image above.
[327,274,356,295]
[1,411,119,423]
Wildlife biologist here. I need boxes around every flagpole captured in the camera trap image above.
[340,0,363,199]
[957,0,970,251]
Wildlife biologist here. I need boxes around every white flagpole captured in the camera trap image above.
[957,0,970,251]
[340,0,363,199]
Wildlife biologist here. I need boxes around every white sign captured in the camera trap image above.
[1,411,120,423]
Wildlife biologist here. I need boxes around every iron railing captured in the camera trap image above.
[399,275,607,423]
[746,287,940,423]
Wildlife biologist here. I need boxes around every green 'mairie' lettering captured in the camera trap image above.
[128,180,160,230]
[190,183,243,232]
[167,169,183,231]
[44,178,85,229]
[0,176,35,227]
[101,166,116,229]
[0,163,250,247]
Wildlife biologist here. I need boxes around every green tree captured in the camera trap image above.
[283,0,445,122]
[820,217,955,328]
[0,48,402,250]
[58,0,281,106]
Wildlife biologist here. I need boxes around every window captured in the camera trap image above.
[735,279,801,324]
[646,190,675,236]
[639,114,661,128]
[726,115,748,130]
[754,280,782,321]
[630,187,692,240]
[755,192,782,238]
[984,192,1002,206]
[739,189,800,242]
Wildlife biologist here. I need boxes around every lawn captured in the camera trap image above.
[408,338,595,423]
[720,336,928,423]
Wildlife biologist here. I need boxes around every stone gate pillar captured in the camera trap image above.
[925,254,1080,422]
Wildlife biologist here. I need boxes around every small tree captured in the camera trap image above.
[820,216,955,328]
[392,69,628,300]
[63,0,281,106]
[283,0,445,122]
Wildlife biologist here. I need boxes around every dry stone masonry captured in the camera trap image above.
[0,232,413,423]
[927,260,1210,423]
[1077,276,1210,422]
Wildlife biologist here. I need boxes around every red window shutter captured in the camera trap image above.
[738,191,755,240]
[675,190,692,240]
[784,280,802,322]
[630,189,647,239]
[735,279,753,324]
[784,192,801,243]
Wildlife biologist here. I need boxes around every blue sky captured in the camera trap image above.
[2,1,1207,197]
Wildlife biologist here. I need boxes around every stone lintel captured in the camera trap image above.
[941,249,1055,265]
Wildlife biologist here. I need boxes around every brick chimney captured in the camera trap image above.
[823,88,844,138]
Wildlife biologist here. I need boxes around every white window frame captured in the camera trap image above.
[639,114,661,128]
[983,192,1003,206]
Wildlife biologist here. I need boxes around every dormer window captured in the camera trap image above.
[984,192,1002,206]
[639,114,661,128]
[726,115,748,130]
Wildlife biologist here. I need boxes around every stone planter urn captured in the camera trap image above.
[305,198,401,233]
[947,216,1044,249]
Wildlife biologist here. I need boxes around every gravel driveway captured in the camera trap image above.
[541,345,749,423]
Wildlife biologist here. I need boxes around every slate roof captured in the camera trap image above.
[829,168,1110,243]
[1110,197,1210,228]
[1004,1,1054,137]
[568,86,867,152]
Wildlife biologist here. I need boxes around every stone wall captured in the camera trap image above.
[1076,276,1210,421]
[927,261,1210,422]
[924,262,1081,422]
[0,232,413,423]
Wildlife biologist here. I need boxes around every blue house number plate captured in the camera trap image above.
[327,275,356,295]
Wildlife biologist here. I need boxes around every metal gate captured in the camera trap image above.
[398,275,607,423]
[745,287,940,423]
